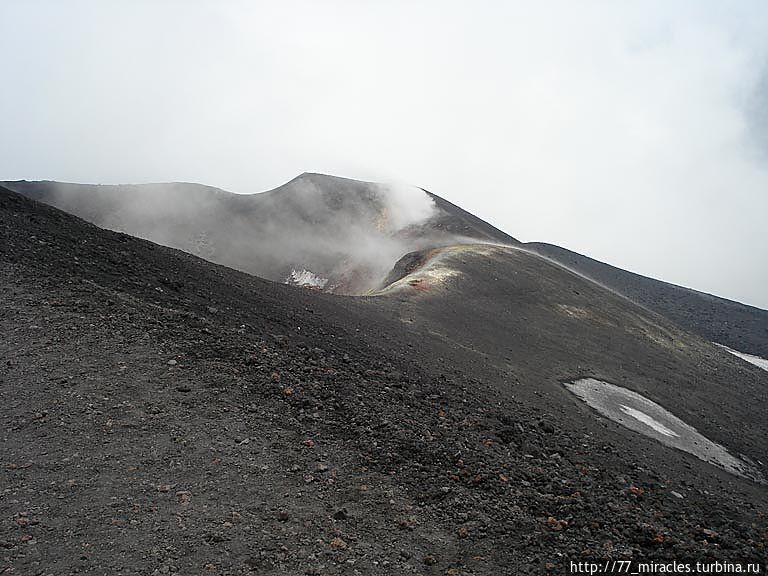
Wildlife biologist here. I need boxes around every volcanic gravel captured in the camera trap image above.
[1,188,766,575]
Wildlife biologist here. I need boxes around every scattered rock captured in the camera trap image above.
[628,485,645,496]
[397,516,417,530]
[276,511,289,522]
[545,516,568,531]
[5,185,768,575]
[539,421,555,434]
[15,513,32,528]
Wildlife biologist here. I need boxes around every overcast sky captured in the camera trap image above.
[1,1,767,308]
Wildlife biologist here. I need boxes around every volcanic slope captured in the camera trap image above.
[1,174,515,295]
[525,242,768,358]
[2,186,767,574]
[5,174,766,362]
[374,243,767,470]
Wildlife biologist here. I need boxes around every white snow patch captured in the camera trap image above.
[619,405,679,437]
[563,378,764,482]
[715,343,768,372]
[286,269,328,289]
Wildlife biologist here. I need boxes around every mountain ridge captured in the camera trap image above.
[2,184,767,574]
[5,174,764,358]
[524,242,768,357]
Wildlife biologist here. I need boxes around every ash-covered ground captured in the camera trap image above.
[1,184,766,575]
[5,174,765,359]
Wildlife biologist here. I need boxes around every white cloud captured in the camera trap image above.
[1,0,767,307]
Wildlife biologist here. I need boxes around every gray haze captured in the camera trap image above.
[1,1,767,308]
[15,175,448,295]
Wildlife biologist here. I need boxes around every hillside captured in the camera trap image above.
[1,175,515,295]
[4,176,765,362]
[2,186,766,574]
[525,242,768,357]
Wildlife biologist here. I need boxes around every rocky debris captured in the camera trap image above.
[276,511,290,522]
[176,491,192,505]
[332,508,348,521]
[0,186,766,575]
[545,516,568,531]
[329,537,347,550]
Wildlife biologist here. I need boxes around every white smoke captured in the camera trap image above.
[35,174,451,295]
[377,182,437,232]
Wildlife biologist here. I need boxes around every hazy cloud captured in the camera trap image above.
[30,175,444,294]
[1,0,767,307]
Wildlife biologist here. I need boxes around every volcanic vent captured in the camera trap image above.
[2,173,517,295]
